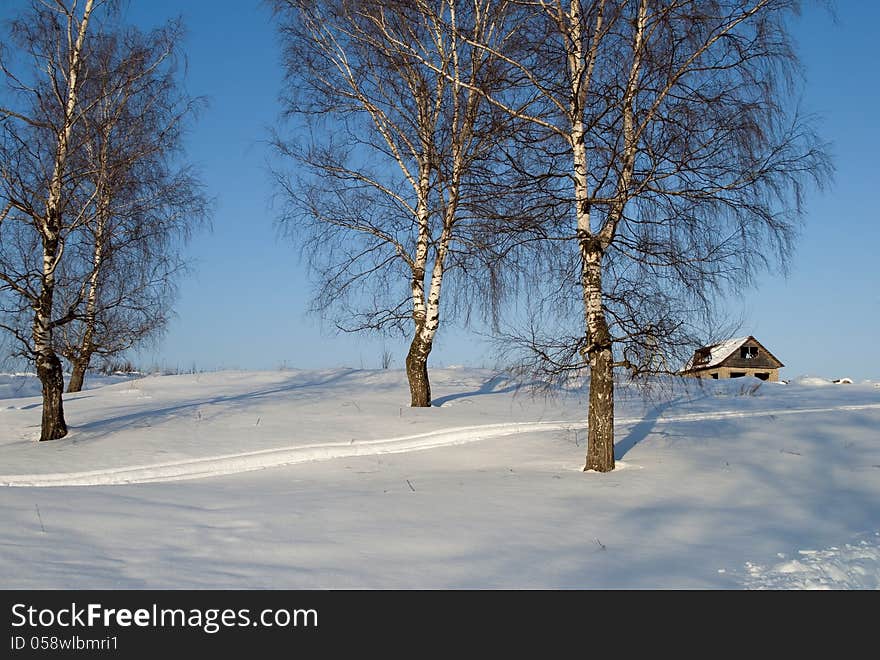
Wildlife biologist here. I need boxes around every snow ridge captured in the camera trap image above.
[0,421,568,487]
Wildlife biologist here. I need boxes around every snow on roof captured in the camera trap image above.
[685,336,751,370]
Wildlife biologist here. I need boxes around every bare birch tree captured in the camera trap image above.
[0,2,207,438]
[271,0,515,406]
[0,0,110,440]
[402,0,829,470]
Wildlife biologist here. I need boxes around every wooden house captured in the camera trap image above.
[681,336,783,382]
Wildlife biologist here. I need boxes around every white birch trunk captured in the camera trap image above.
[405,160,434,406]
[570,0,648,471]
[564,1,616,471]
[34,0,96,440]
[68,200,105,393]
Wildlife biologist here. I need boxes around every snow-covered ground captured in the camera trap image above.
[1,368,878,588]
[744,531,880,589]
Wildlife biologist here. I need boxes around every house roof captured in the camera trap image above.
[685,336,750,370]
[683,335,784,371]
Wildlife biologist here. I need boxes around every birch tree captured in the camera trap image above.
[272,0,515,406]
[0,0,109,440]
[407,0,828,470]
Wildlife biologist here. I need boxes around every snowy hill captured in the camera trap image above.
[1,368,878,588]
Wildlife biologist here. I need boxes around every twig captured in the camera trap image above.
[595,538,606,551]
[406,479,416,492]
[35,504,45,533]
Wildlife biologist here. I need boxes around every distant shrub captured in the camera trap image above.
[96,358,140,375]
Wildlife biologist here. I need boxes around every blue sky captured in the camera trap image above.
[2,1,878,379]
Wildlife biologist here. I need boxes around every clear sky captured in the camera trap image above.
[2,1,877,380]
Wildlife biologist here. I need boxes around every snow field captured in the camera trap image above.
[1,368,878,588]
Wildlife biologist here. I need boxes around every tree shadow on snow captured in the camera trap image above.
[69,369,360,443]
[432,374,558,407]
[614,397,682,460]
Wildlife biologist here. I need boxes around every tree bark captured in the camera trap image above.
[405,330,432,407]
[34,233,69,439]
[67,199,104,394]
[406,256,433,407]
[67,357,90,393]
[36,350,67,441]
[582,244,615,472]
[405,226,448,408]
[32,224,66,436]
[404,158,449,408]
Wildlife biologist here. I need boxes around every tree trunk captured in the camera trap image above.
[585,334,614,471]
[34,294,68,440]
[572,95,615,471]
[36,350,67,441]
[405,331,432,407]
[67,357,90,393]
[33,232,68,440]
[582,242,614,472]
[68,208,103,395]
[30,0,96,441]
[405,247,446,408]
[405,204,446,409]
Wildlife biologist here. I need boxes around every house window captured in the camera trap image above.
[711,373,718,379]
[730,372,746,378]
[740,346,758,359]
[755,373,769,381]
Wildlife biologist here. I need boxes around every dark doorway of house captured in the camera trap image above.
[755,373,770,381]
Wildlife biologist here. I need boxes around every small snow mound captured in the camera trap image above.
[743,533,880,590]
[792,375,834,387]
